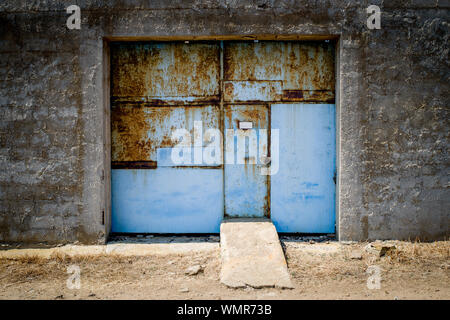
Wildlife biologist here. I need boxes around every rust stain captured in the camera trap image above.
[241,108,262,122]
[281,90,335,102]
[112,96,220,106]
[111,42,220,102]
[263,191,270,218]
[112,104,220,164]
[224,82,234,98]
[111,105,152,162]
[224,41,335,95]
[160,135,173,148]
[172,165,223,169]
[224,106,233,127]
[111,161,157,169]
[282,89,304,100]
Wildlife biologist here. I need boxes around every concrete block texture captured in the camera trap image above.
[0,0,448,243]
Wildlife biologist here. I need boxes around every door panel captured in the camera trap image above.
[111,41,336,234]
[223,80,282,103]
[111,105,221,164]
[111,168,222,233]
[271,103,336,233]
[224,105,269,217]
[223,41,335,102]
[111,42,220,104]
[110,42,222,233]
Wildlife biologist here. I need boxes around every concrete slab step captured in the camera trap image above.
[220,218,294,289]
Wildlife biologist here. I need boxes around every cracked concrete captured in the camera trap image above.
[220,218,294,289]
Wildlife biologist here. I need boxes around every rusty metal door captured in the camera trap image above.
[111,40,335,233]
[110,42,223,233]
[224,105,269,217]
[223,41,336,232]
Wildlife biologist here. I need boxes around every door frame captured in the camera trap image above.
[102,35,341,241]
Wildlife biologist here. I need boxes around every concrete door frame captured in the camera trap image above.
[102,35,341,241]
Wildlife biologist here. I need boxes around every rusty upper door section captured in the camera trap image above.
[223,41,335,103]
[111,42,220,105]
[110,40,336,233]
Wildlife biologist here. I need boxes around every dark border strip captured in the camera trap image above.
[111,161,157,169]
[111,161,223,170]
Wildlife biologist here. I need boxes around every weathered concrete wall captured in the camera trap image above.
[0,0,448,243]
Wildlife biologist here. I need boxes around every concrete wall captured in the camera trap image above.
[0,0,448,244]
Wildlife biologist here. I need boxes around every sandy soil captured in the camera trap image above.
[0,240,448,300]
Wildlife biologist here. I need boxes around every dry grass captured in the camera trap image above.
[0,252,154,284]
[383,241,449,265]
[0,252,137,264]
[284,240,450,287]
[0,241,448,299]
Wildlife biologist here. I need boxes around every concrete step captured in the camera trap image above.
[220,218,294,289]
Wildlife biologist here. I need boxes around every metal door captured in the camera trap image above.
[223,41,336,231]
[111,40,335,233]
[224,105,269,217]
[110,42,223,233]
[271,103,336,233]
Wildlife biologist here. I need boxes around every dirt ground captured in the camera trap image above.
[0,240,448,300]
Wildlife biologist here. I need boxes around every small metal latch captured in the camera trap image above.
[239,121,253,129]
[260,156,271,165]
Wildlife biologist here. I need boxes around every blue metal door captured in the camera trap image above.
[110,42,223,233]
[111,41,335,233]
[271,103,336,233]
[224,105,269,217]
[223,41,336,231]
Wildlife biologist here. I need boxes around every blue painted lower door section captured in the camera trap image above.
[271,103,336,233]
[111,168,223,233]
